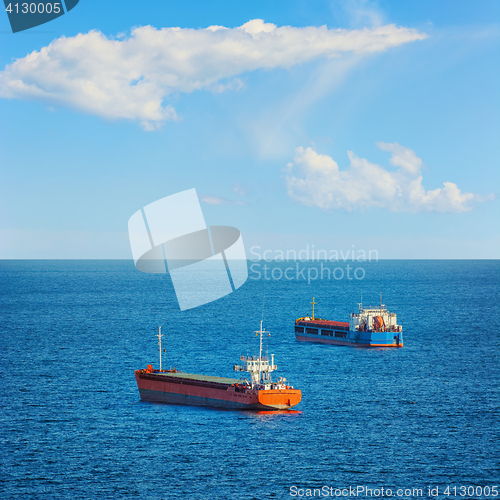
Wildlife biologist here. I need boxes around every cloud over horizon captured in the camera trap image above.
[0,20,426,130]
[285,143,493,213]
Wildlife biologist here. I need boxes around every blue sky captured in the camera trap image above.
[0,0,498,258]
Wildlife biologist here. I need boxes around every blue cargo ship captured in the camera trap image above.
[295,298,403,348]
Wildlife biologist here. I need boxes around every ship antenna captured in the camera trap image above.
[157,326,163,372]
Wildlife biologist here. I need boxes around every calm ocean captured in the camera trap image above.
[0,260,498,500]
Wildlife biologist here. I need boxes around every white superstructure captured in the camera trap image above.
[349,301,402,333]
[234,320,289,390]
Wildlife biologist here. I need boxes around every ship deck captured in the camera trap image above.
[296,319,349,328]
[142,371,242,386]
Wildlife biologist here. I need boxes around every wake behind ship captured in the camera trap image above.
[135,322,301,410]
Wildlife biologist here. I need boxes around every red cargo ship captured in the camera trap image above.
[135,322,301,410]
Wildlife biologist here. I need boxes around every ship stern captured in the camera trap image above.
[258,389,302,410]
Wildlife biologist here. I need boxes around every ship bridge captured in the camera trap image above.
[350,303,402,333]
[234,320,288,390]
[234,355,277,387]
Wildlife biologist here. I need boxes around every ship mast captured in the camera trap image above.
[310,297,317,320]
[235,321,273,388]
[157,326,163,372]
[258,293,265,385]
[259,319,263,385]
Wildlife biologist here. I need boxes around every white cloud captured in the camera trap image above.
[285,143,493,212]
[0,20,427,130]
[199,195,247,206]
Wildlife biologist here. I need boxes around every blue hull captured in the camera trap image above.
[295,331,402,347]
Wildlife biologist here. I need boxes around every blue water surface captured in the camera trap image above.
[0,260,498,500]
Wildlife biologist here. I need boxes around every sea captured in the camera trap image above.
[0,259,499,500]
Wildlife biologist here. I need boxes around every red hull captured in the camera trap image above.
[135,370,301,410]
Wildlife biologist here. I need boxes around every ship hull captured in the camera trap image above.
[138,388,262,409]
[135,371,301,410]
[295,301,402,348]
[295,333,403,347]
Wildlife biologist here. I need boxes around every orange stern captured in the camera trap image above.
[258,389,302,410]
